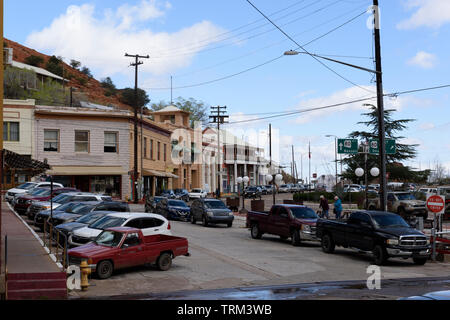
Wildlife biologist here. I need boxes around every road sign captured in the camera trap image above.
[369,139,396,155]
[337,139,358,154]
[426,195,445,214]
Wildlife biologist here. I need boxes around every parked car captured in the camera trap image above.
[316,210,430,265]
[159,189,176,199]
[278,185,290,193]
[27,192,112,221]
[49,201,130,226]
[246,204,318,246]
[290,184,301,193]
[188,188,207,200]
[400,290,450,300]
[68,227,189,279]
[6,181,64,203]
[174,189,190,202]
[69,212,171,247]
[364,192,428,219]
[33,201,84,230]
[155,198,191,221]
[145,196,166,213]
[190,198,234,227]
[418,187,438,195]
[14,187,79,215]
[243,186,262,199]
[263,185,274,194]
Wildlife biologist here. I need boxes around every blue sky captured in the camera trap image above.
[5,0,450,180]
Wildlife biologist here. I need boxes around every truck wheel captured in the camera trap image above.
[251,224,262,239]
[96,260,114,279]
[291,230,301,246]
[227,222,233,228]
[413,257,427,265]
[157,253,172,271]
[191,215,197,224]
[321,234,335,253]
[373,245,388,265]
[202,215,209,227]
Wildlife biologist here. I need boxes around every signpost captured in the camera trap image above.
[337,139,358,154]
[427,194,445,261]
[369,139,396,155]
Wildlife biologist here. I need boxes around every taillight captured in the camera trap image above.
[168,222,171,230]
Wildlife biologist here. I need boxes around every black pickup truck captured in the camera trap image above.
[316,210,430,265]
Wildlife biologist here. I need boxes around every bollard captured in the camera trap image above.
[431,228,436,261]
[80,260,91,291]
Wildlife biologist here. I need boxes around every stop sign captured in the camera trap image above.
[426,195,445,214]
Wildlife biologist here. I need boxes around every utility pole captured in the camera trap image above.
[0,0,4,271]
[125,53,149,204]
[269,124,275,205]
[291,145,295,183]
[372,0,387,211]
[209,106,228,198]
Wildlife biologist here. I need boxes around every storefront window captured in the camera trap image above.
[90,176,121,198]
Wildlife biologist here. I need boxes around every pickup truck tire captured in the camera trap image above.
[251,224,262,239]
[291,230,301,246]
[413,257,427,265]
[157,252,172,271]
[373,245,388,265]
[321,234,335,253]
[97,260,114,279]
[190,215,197,224]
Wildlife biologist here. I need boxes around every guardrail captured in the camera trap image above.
[42,219,69,270]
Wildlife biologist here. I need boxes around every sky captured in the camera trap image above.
[4,0,450,181]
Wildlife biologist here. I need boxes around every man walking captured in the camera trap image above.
[319,195,329,219]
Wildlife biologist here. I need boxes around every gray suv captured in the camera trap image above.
[190,198,234,228]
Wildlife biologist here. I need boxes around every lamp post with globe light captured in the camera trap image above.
[237,176,249,213]
[266,173,283,205]
[355,166,380,210]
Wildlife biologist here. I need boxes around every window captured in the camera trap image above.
[153,218,164,227]
[144,137,147,158]
[141,218,156,228]
[44,129,59,152]
[3,122,19,141]
[164,144,167,162]
[104,132,118,153]
[150,139,154,160]
[75,130,89,152]
[157,141,161,161]
[125,218,141,229]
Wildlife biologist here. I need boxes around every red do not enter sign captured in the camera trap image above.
[426,195,445,213]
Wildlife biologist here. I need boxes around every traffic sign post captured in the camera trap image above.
[369,139,396,155]
[337,139,358,154]
[427,194,445,261]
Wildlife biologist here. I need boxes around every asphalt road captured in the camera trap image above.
[70,205,450,299]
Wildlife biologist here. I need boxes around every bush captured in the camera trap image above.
[24,55,44,67]
[77,76,87,86]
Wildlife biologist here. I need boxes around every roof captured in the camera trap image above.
[107,212,163,219]
[106,227,140,233]
[152,105,190,114]
[11,60,68,81]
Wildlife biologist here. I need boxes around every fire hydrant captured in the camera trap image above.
[80,260,91,291]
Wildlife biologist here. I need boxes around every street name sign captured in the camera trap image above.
[369,139,396,155]
[338,139,358,154]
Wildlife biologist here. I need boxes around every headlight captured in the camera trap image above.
[42,206,51,210]
[206,210,214,217]
[302,225,311,232]
[426,239,430,245]
[228,211,234,216]
[386,239,399,245]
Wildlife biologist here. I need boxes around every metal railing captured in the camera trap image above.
[43,219,69,270]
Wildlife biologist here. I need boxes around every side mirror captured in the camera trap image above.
[122,244,129,249]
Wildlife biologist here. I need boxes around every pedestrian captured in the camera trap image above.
[319,195,329,219]
[334,196,343,220]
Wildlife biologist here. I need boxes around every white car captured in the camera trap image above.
[6,181,64,204]
[188,188,207,199]
[69,212,172,247]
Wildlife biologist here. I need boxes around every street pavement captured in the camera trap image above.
[71,198,450,299]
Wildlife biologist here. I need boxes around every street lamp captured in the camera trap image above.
[325,135,339,188]
[355,166,380,210]
[237,176,249,213]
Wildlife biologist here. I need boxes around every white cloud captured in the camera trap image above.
[407,51,437,69]
[25,2,226,77]
[397,0,450,29]
[419,122,435,130]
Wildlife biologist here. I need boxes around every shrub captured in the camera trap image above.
[24,55,44,67]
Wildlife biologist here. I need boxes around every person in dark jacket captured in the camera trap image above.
[319,195,329,219]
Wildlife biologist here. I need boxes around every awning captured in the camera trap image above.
[46,166,128,176]
[142,169,178,178]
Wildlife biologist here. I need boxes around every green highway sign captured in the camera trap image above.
[338,139,358,154]
[369,139,396,155]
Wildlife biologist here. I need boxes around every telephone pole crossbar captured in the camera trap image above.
[209,106,229,198]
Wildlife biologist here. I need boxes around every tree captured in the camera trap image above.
[70,59,81,70]
[150,97,209,128]
[45,55,63,77]
[119,88,150,109]
[80,66,93,78]
[101,77,117,96]
[341,106,421,182]
[24,55,44,67]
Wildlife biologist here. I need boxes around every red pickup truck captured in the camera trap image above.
[246,204,319,246]
[68,227,190,279]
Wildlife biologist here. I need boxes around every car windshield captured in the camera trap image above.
[55,202,78,212]
[192,189,202,193]
[94,230,124,247]
[89,216,127,230]
[76,212,106,224]
[31,188,51,196]
[168,200,187,207]
[372,214,410,228]
[17,182,37,190]
[154,197,164,203]
[396,193,416,200]
[52,194,72,203]
[290,207,318,219]
[204,200,227,209]
[71,204,94,214]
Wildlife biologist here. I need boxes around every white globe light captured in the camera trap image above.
[243,176,250,183]
[266,175,273,182]
[355,168,364,177]
[275,174,283,182]
[236,177,243,184]
[370,167,380,177]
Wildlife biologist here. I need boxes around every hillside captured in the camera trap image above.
[4,38,135,112]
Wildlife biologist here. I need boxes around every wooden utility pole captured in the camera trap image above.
[372,0,387,211]
[209,106,228,198]
[0,0,4,274]
[125,53,149,204]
